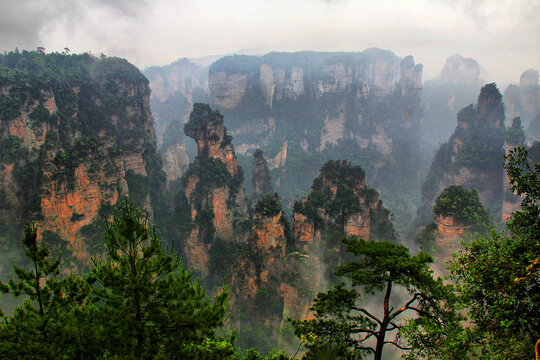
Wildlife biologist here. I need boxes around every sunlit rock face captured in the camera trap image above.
[206,49,424,234]
[0,53,165,263]
[416,83,506,226]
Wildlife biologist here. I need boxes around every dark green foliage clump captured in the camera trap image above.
[294,160,395,242]
[448,146,540,359]
[506,117,525,145]
[184,103,224,134]
[0,200,249,360]
[433,185,491,231]
[294,160,365,227]
[291,238,463,360]
[254,194,282,218]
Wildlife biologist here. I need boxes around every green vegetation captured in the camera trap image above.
[0,200,289,359]
[447,146,539,359]
[294,160,395,242]
[0,50,170,238]
[291,238,462,360]
[433,185,491,230]
[506,116,525,145]
[254,194,282,218]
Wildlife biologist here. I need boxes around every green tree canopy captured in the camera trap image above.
[291,238,463,360]
[449,146,540,359]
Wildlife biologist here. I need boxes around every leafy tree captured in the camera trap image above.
[89,199,231,359]
[0,224,90,359]
[432,185,491,231]
[291,238,462,360]
[449,146,540,359]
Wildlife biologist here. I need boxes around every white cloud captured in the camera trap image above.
[0,0,538,83]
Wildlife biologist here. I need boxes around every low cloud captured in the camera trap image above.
[0,0,538,84]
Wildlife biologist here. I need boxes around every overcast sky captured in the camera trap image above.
[0,0,538,84]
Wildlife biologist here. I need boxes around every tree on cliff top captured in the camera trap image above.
[291,238,463,360]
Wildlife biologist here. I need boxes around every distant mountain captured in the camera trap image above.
[421,54,483,154]
[503,69,540,142]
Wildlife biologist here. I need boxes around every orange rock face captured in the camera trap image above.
[40,163,120,261]
[431,214,469,277]
[0,68,159,264]
[182,104,250,278]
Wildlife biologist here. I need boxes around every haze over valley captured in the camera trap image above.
[0,1,539,359]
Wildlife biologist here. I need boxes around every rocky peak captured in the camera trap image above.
[184,103,239,176]
[476,83,505,127]
[293,160,394,252]
[520,69,539,87]
[251,149,273,203]
[230,193,290,350]
[180,103,249,279]
[0,52,166,264]
[440,54,481,84]
[399,55,423,92]
[457,83,504,130]
[417,84,506,225]
[503,68,540,132]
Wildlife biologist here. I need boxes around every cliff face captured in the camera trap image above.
[230,194,289,351]
[504,69,540,135]
[230,160,395,352]
[0,51,166,262]
[180,103,250,279]
[415,185,491,277]
[421,54,483,154]
[208,50,424,234]
[144,58,211,182]
[251,149,273,202]
[502,117,526,222]
[418,83,506,224]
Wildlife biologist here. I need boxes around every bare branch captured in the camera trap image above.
[389,293,421,321]
[384,341,412,351]
[352,306,382,325]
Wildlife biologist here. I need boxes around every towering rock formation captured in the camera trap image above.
[504,69,540,140]
[415,185,491,277]
[422,54,483,153]
[503,117,526,222]
[231,160,396,351]
[417,83,506,226]
[230,193,291,352]
[180,103,250,279]
[251,149,273,202]
[207,49,424,234]
[0,51,166,262]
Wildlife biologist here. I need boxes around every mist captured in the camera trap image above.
[0,0,538,84]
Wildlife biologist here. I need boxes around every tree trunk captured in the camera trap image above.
[375,280,393,360]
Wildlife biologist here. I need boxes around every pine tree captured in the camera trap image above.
[89,199,231,359]
[0,224,90,359]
